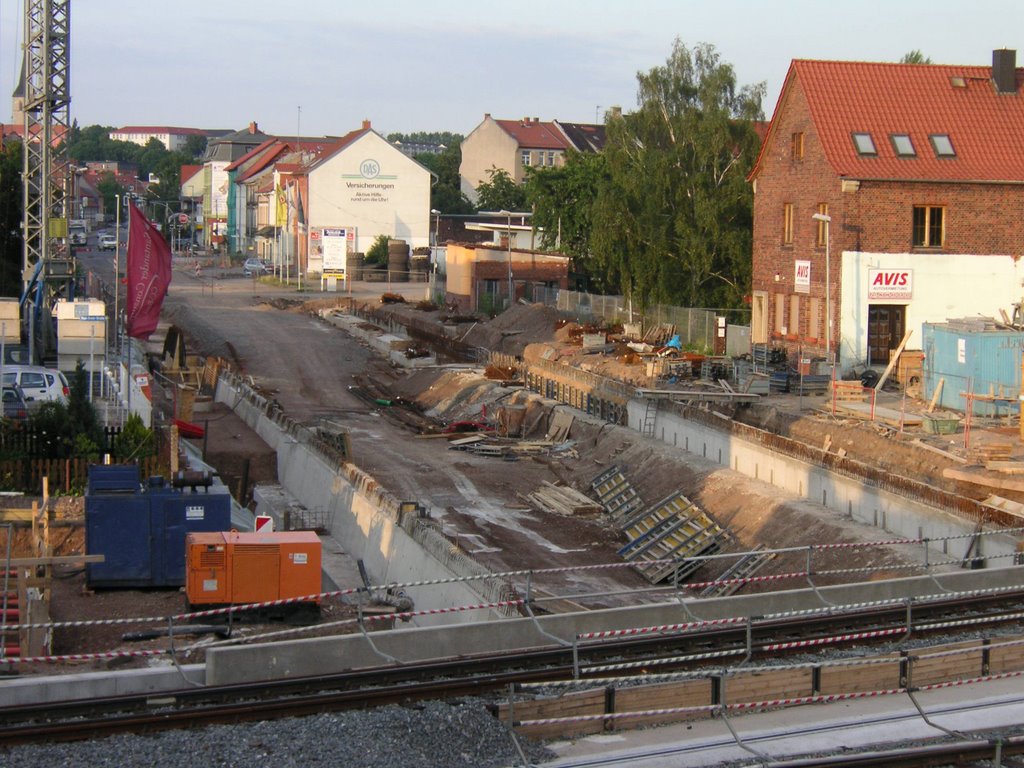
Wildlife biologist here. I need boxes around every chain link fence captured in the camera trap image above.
[533,286,720,350]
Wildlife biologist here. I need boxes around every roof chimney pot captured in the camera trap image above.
[993,48,1017,94]
[248,121,258,134]
[362,119,371,130]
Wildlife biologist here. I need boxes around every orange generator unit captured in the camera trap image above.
[185,531,322,617]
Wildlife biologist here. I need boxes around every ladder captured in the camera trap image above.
[641,398,658,438]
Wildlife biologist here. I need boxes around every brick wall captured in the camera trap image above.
[752,75,1024,365]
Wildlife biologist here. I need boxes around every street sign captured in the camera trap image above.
[178,213,189,225]
[255,515,274,533]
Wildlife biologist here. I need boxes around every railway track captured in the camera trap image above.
[3,586,1024,747]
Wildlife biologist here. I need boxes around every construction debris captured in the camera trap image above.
[523,482,603,517]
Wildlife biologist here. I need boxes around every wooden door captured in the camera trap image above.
[867,305,905,365]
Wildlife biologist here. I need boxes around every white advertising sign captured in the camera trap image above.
[868,269,913,300]
[794,260,810,294]
[321,228,349,275]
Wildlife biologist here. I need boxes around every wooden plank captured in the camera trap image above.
[4,554,104,566]
[874,329,913,390]
[985,461,1024,474]
[944,467,1024,493]
[927,378,944,413]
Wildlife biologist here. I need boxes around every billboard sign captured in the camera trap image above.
[794,260,810,293]
[321,227,349,275]
[868,269,913,300]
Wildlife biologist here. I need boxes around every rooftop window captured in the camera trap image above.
[852,132,877,156]
[930,134,956,157]
[891,134,916,157]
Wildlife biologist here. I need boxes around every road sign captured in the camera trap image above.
[255,515,274,533]
[177,213,189,225]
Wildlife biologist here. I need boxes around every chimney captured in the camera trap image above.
[248,121,258,134]
[362,119,371,130]
[993,49,1017,94]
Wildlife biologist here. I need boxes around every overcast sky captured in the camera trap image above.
[1,0,1022,138]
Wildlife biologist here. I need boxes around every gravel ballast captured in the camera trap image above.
[0,700,554,768]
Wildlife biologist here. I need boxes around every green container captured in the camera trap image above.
[922,415,960,434]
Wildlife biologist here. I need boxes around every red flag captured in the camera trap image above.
[126,202,172,339]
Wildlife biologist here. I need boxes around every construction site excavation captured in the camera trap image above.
[5,274,1024,767]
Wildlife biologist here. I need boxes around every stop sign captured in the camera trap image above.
[178,213,189,225]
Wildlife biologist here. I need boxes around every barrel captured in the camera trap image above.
[349,252,364,281]
[387,239,409,282]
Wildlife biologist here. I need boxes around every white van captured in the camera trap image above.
[0,366,70,408]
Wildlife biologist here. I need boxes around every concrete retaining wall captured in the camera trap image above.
[214,373,507,626]
[628,400,1019,562]
[204,566,1024,686]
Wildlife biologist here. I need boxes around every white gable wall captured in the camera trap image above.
[307,132,431,273]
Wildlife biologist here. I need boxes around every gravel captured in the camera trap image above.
[0,700,555,768]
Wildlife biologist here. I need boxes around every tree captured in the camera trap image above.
[415,144,474,214]
[475,167,527,212]
[900,50,933,64]
[96,171,126,218]
[0,139,23,297]
[524,151,607,284]
[365,233,390,265]
[590,39,764,310]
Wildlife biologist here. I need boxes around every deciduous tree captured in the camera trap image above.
[591,40,764,310]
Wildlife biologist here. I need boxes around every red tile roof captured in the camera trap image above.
[496,118,570,150]
[179,164,202,184]
[764,59,1024,183]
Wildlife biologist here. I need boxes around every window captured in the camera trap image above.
[930,134,956,157]
[774,293,786,334]
[809,297,821,340]
[815,203,829,246]
[791,132,804,160]
[891,134,916,157]
[912,206,945,247]
[789,295,800,337]
[783,203,794,245]
[521,150,532,166]
[546,151,556,166]
[852,132,877,155]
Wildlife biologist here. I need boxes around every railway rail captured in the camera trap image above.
[4,585,1024,748]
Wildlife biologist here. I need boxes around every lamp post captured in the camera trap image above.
[811,212,832,364]
[499,209,512,307]
[430,208,441,302]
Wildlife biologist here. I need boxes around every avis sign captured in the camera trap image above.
[868,269,913,300]
[794,260,810,293]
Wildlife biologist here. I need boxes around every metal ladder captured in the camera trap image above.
[641,398,658,438]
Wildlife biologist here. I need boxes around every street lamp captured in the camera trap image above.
[499,209,513,306]
[811,212,832,364]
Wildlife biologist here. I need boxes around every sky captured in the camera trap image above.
[1,0,1023,139]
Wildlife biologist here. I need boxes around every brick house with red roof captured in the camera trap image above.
[459,114,605,203]
[748,50,1024,374]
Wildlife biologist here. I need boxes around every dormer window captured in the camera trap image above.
[930,134,956,158]
[852,132,877,156]
[891,134,916,157]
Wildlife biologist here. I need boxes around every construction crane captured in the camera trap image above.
[20,0,72,362]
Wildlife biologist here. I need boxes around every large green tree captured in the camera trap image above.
[524,151,607,285]
[590,40,764,310]
[475,167,527,213]
[415,144,474,214]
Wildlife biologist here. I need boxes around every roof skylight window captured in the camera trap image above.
[852,132,877,156]
[930,134,956,157]
[891,134,916,157]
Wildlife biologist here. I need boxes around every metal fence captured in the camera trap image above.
[532,286,719,350]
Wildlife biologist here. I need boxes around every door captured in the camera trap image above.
[867,305,906,365]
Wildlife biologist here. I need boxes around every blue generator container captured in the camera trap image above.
[922,322,1024,416]
[86,465,232,588]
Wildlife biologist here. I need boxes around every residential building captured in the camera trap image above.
[108,126,208,152]
[459,115,606,203]
[445,242,569,312]
[747,50,1024,374]
[201,121,270,249]
[305,120,433,275]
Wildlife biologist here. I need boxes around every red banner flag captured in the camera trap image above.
[126,202,173,340]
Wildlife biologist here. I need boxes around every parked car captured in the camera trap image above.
[99,234,117,251]
[243,257,271,277]
[1,384,28,421]
[0,366,70,408]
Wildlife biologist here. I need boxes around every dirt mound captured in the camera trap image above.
[461,303,565,356]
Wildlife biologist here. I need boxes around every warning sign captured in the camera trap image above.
[254,515,274,533]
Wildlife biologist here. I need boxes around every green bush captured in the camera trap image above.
[365,234,390,265]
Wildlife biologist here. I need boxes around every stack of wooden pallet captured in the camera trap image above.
[524,482,604,517]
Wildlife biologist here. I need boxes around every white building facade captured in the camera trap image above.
[306,130,432,275]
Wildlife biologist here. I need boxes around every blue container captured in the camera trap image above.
[86,468,231,588]
[922,323,1023,416]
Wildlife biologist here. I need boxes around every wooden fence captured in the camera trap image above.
[0,455,166,494]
